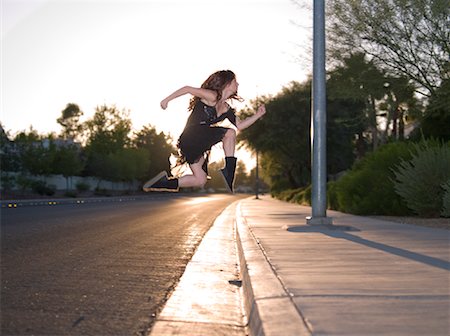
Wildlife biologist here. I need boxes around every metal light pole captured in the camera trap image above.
[255,150,260,199]
[307,0,332,225]
[255,86,261,200]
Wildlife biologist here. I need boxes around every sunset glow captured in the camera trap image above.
[2,0,310,168]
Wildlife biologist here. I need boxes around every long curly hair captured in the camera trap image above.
[188,70,243,111]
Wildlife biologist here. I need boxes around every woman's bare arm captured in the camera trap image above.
[236,105,266,131]
[160,86,217,109]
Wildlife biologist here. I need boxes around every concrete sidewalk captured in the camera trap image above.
[150,195,449,336]
[237,196,449,336]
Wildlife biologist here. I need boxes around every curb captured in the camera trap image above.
[235,200,312,336]
[149,201,246,335]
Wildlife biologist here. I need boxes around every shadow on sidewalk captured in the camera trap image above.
[287,226,450,271]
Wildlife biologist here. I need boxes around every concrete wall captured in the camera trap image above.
[1,172,140,191]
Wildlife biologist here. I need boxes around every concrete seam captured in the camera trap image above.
[155,318,245,328]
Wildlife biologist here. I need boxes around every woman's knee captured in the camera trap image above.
[197,175,207,187]
[193,172,207,187]
[224,128,236,140]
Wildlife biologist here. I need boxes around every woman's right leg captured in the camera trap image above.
[178,157,208,188]
[222,128,236,157]
[221,128,238,192]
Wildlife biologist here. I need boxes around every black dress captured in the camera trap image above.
[177,100,237,165]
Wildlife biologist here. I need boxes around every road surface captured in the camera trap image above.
[1,194,244,336]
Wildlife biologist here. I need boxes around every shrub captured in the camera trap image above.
[31,180,56,196]
[334,141,413,215]
[275,188,302,202]
[442,180,450,217]
[16,175,34,193]
[76,181,90,192]
[64,191,78,198]
[327,181,339,210]
[299,185,311,205]
[94,187,112,197]
[274,186,312,206]
[1,173,15,192]
[392,140,450,217]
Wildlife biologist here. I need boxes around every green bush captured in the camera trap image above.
[299,185,311,205]
[392,141,450,217]
[334,142,413,215]
[76,181,90,192]
[1,173,15,192]
[442,180,450,217]
[16,175,34,193]
[274,188,302,202]
[327,181,339,210]
[94,187,112,197]
[31,180,56,196]
[274,186,312,206]
[64,191,78,198]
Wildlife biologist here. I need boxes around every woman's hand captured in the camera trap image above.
[236,104,266,131]
[256,105,266,118]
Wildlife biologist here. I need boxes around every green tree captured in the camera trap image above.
[83,104,132,181]
[326,97,366,170]
[133,125,175,180]
[328,53,421,149]
[205,160,227,191]
[238,82,311,190]
[84,104,132,155]
[57,103,84,141]
[411,78,450,141]
[234,161,250,189]
[0,124,19,172]
[14,130,55,177]
[380,75,421,141]
[107,149,150,187]
[53,145,84,190]
[327,53,386,150]
[84,153,110,187]
[327,0,449,97]
[240,79,370,190]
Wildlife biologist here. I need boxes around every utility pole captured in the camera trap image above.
[254,85,261,200]
[255,151,259,200]
[307,0,333,225]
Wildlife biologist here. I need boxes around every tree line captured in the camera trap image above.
[1,104,175,193]
[237,0,449,216]
[2,0,447,202]
[1,103,259,195]
[238,0,449,193]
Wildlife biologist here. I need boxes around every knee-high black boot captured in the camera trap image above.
[202,153,211,180]
[143,171,179,192]
[220,157,237,193]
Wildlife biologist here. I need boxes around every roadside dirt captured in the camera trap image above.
[371,216,450,230]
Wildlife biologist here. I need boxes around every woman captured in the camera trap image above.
[143,70,266,193]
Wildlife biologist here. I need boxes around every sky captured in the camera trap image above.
[1,0,311,166]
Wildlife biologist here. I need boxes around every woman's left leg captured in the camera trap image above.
[143,157,208,192]
[178,158,208,188]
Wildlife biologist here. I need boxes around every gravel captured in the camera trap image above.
[370,216,450,230]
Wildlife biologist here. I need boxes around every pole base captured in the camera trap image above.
[306,216,333,225]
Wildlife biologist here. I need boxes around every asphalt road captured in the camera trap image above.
[1,193,245,336]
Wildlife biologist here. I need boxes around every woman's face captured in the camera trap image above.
[226,78,239,95]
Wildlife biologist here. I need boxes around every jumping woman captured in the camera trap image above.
[143,69,266,193]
